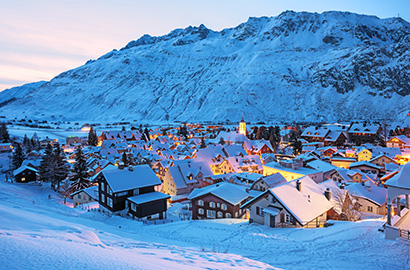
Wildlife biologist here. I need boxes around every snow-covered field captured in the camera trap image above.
[0,178,409,269]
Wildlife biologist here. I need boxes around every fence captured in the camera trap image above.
[399,229,410,240]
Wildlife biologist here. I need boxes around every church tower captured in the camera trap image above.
[239,117,246,136]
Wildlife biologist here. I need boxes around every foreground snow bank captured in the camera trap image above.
[0,179,408,269]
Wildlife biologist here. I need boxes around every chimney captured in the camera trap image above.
[325,188,331,201]
[128,165,134,171]
[296,179,301,191]
[340,183,345,189]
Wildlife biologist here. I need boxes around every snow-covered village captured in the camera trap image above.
[2,1,410,269]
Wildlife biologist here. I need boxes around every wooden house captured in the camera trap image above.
[97,165,168,219]
[348,123,381,145]
[188,182,249,220]
[301,126,330,143]
[71,186,98,207]
[13,166,38,183]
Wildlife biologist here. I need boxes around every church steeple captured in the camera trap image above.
[239,117,246,136]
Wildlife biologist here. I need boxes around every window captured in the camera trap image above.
[235,212,238,218]
[285,214,293,223]
[256,206,260,215]
[116,191,128,197]
[221,204,227,210]
[78,194,82,199]
[367,206,373,212]
[21,177,25,181]
[102,194,105,203]
[83,195,86,200]
[226,213,231,218]
[101,182,105,192]
[271,196,277,204]
[131,203,136,212]
[107,197,113,208]
[209,202,216,208]
[217,203,220,208]
[207,210,216,218]
[108,187,112,195]
[198,208,204,215]
[198,200,204,206]
[217,211,223,218]
[133,189,139,196]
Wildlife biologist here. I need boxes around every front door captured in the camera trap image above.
[270,215,276,228]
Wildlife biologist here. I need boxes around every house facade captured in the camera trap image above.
[188,183,249,220]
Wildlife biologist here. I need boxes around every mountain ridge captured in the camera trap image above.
[2,10,410,123]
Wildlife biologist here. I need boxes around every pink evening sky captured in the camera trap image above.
[0,0,408,91]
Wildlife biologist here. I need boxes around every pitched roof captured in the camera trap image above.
[102,165,161,193]
[188,182,249,205]
[128,191,170,205]
[301,126,330,138]
[385,162,410,190]
[13,165,38,176]
[348,123,380,134]
[345,183,387,206]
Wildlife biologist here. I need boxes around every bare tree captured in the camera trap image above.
[333,189,362,221]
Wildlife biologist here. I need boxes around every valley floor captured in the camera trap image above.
[0,178,409,270]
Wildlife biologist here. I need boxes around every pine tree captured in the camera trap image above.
[31,133,40,150]
[71,146,88,182]
[219,137,225,145]
[11,144,25,170]
[39,143,53,183]
[0,122,10,143]
[53,144,68,191]
[88,126,98,146]
[122,152,128,166]
[200,137,207,148]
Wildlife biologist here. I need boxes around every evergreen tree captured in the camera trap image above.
[39,143,53,183]
[122,152,128,166]
[219,137,225,145]
[88,126,98,146]
[0,122,10,143]
[31,133,40,150]
[11,144,25,170]
[292,139,302,156]
[200,137,207,148]
[53,144,68,191]
[71,146,88,182]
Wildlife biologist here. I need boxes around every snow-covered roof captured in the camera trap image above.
[223,145,247,157]
[348,123,380,134]
[301,126,330,138]
[324,131,344,142]
[102,165,161,193]
[259,173,286,188]
[345,183,387,206]
[168,160,213,189]
[13,165,38,176]
[128,191,170,205]
[270,176,332,225]
[71,185,99,200]
[385,162,410,190]
[188,182,249,205]
[215,131,249,143]
[349,161,380,170]
[226,155,263,173]
[306,159,337,173]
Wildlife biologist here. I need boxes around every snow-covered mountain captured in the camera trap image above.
[2,10,410,123]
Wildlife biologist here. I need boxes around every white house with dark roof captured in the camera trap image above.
[241,176,332,228]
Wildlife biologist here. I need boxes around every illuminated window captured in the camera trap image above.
[198,200,204,206]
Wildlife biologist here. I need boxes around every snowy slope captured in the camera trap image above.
[0,178,409,269]
[1,11,410,123]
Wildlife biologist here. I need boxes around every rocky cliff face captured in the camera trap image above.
[1,11,410,123]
